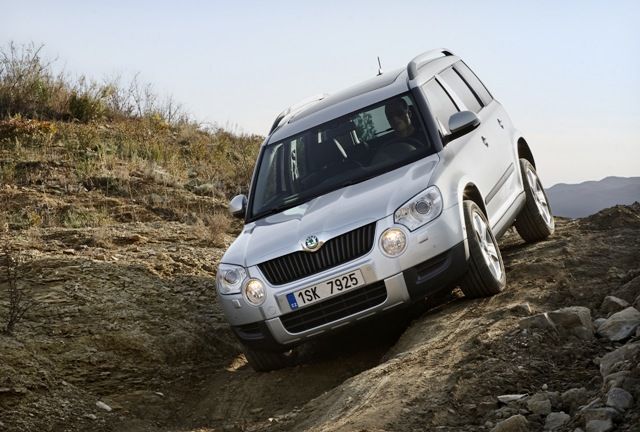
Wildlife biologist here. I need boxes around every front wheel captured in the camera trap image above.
[459,200,506,298]
[514,158,555,243]
[243,346,295,372]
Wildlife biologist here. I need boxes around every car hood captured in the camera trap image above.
[222,154,439,268]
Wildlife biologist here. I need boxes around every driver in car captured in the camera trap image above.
[371,97,421,164]
[385,97,416,139]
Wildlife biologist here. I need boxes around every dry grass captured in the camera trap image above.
[0,41,262,234]
[1,247,37,335]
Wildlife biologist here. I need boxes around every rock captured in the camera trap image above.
[593,318,606,329]
[519,313,557,333]
[548,306,594,340]
[600,296,630,315]
[562,387,588,412]
[597,307,640,341]
[599,341,640,377]
[490,414,529,432]
[605,387,633,411]
[603,371,630,391]
[63,248,76,255]
[546,391,561,409]
[498,394,527,404]
[83,413,97,420]
[496,407,520,419]
[585,419,613,432]
[581,407,620,423]
[611,275,640,303]
[544,412,570,430]
[527,393,552,415]
[541,383,548,391]
[96,401,112,412]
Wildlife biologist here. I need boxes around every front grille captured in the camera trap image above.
[258,222,376,285]
[280,282,387,333]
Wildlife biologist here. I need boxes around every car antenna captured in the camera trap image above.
[377,56,383,76]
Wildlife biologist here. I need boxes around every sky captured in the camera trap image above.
[3,0,639,186]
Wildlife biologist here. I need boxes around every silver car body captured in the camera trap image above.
[217,49,531,348]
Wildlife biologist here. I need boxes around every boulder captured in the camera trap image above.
[585,419,613,432]
[600,296,629,315]
[561,387,588,412]
[611,274,640,303]
[593,318,606,330]
[600,341,640,377]
[605,387,633,412]
[498,394,528,404]
[602,371,631,391]
[581,407,620,423]
[527,393,552,415]
[491,414,529,432]
[547,307,594,340]
[544,412,570,430]
[597,307,640,341]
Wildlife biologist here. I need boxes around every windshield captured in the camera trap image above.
[247,93,435,221]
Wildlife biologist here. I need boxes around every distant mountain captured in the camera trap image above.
[546,176,640,218]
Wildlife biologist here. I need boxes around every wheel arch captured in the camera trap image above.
[461,182,488,218]
[517,137,536,168]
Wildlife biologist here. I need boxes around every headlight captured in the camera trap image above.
[394,186,443,231]
[380,228,407,257]
[243,279,266,306]
[216,263,247,294]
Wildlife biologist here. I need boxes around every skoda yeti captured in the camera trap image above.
[217,49,554,371]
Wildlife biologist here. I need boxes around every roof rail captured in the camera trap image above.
[269,93,329,134]
[406,48,454,80]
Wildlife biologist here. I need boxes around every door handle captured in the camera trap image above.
[482,136,489,146]
[497,118,504,129]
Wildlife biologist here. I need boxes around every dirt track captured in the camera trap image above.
[1,204,640,431]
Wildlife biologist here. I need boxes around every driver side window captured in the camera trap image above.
[422,79,459,135]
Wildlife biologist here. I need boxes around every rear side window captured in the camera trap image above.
[454,61,493,106]
[439,67,482,113]
[422,79,459,134]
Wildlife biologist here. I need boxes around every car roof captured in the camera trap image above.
[267,51,459,144]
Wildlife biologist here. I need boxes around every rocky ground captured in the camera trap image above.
[1,192,639,431]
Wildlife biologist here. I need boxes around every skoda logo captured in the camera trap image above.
[304,235,320,251]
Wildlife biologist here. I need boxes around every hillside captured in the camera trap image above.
[547,176,640,218]
[2,44,640,432]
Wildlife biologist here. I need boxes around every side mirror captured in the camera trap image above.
[444,111,481,144]
[229,194,247,219]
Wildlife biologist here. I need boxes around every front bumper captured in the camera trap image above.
[230,240,468,352]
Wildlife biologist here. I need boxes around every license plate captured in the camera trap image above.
[285,270,365,311]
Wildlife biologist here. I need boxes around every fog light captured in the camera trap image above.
[380,228,407,257]
[243,279,266,306]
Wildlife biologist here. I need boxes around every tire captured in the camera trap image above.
[243,346,295,372]
[459,200,506,298]
[514,158,555,243]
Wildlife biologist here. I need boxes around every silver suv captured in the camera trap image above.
[217,49,554,371]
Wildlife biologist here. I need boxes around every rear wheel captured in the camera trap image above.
[514,158,555,242]
[243,346,295,372]
[459,200,506,298]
